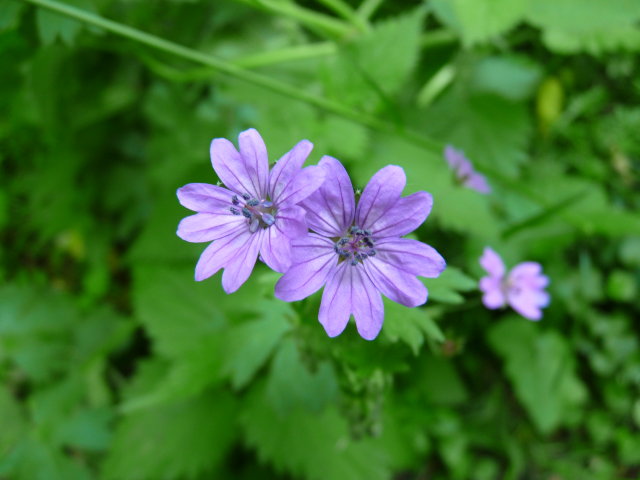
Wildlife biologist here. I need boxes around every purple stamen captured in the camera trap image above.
[232,195,240,205]
[230,207,241,215]
[262,213,275,226]
[333,225,376,266]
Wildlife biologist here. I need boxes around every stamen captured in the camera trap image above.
[247,199,260,207]
[230,207,241,215]
[367,250,376,257]
[262,213,275,226]
[232,195,240,205]
[242,193,251,201]
[242,207,252,218]
[249,217,260,233]
[262,200,273,208]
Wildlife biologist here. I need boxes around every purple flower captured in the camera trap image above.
[274,157,446,340]
[479,247,550,321]
[444,145,491,194]
[177,128,325,293]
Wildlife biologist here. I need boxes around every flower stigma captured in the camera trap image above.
[333,226,376,266]
[230,193,277,232]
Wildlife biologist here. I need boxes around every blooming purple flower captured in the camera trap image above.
[177,128,325,293]
[274,157,446,340]
[444,145,491,194]
[479,247,550,321]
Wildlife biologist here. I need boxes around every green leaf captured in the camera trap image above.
[526,0,640,53]
[104,391,237,480]
[469,55,542,101]
[432,0,528,45]
[221,301,292,389]
[487,319,587,433]
[0,0,24,32]
[265,338,338,415]
[36,0,96,45]
[324,9,424,110]
[241,383,391,480]
[383,300,444,354]
[422,266,476,305]
[420,355,469,406]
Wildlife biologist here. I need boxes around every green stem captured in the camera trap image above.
[233,42,336,68]
[22,0,441,154]
[314,0,368,32]
[235,0,353,39]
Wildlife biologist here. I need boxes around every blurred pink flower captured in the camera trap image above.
[479,247,550,320]
[444,145,491,194]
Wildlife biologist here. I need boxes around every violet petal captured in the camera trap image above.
[194,225,251,281]
[221,228,263,293]
[364,258,427,308]
[351,265,384,341]
[302,155,355,237]
[177,183,235,213]
[275,234,337,302]
[268,139,313,203]
[367,191,433,238]
[238,128,270,199]
[479,247,505,278]
[276,165,326,207]
[374,238,446,278]
[177,213,246,243]
[356,165,406,230]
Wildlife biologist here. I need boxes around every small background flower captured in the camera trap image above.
[479,247,550,320]
[275,156,446,340]
[177,128,324,293]
[444,145,491,194]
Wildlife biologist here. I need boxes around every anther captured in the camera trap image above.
[350,226,359,234]
[242,193,251,200]
[247,199,259,207]
[241,207,252,218]
[262,200,273,208]
[363,229,372,236]
[367,250,376,257]
[350,258,359,266]
[230,207,240,215]
[249,217,260,233]
[232,195,240,205]
[262,213,275,226]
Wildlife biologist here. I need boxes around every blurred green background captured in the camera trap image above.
[1,0,640,479]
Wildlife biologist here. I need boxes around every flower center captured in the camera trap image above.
[334,226,376,266]
[229,193,276,233]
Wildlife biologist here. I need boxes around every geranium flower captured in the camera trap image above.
[444,145,491,194]
[275,157,446,340]
[479,247,550,320]
[177,128,325,293]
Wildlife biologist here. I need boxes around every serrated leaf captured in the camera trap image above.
[324,9,424,110]
[265,338,338,415]
[36,0,96,45]
[487,319,587,433]
[104,391,237,480]
[221,301,292,389]
[526,0,640,53]
[383,300,444,354]
[432,0,527,45]
[422,267,476,305]
[241,383,391,480]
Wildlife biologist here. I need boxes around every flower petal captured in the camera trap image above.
[194,225,251,281]
[479,276,506,309]
[367,191,433,237]
[302,156,355,237]
[509,262,549,289]
[356,165,406,230]
[260,226,292,273]
[268,139,313,202]
[276,165,326,207]
[507,288,549,321]
[221,229,263,293]
[464,172,491,194]
[374,238,446,278]
[479,247,505,278]
[275,205,308,239]
[275,234,337,302]
[238,128,269,199]
[352,265,384,341]
[210,129,268,199]
[177,212,246,243]
[364,258,427,308]
[318,262,352,337]
[177,183,234,212]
